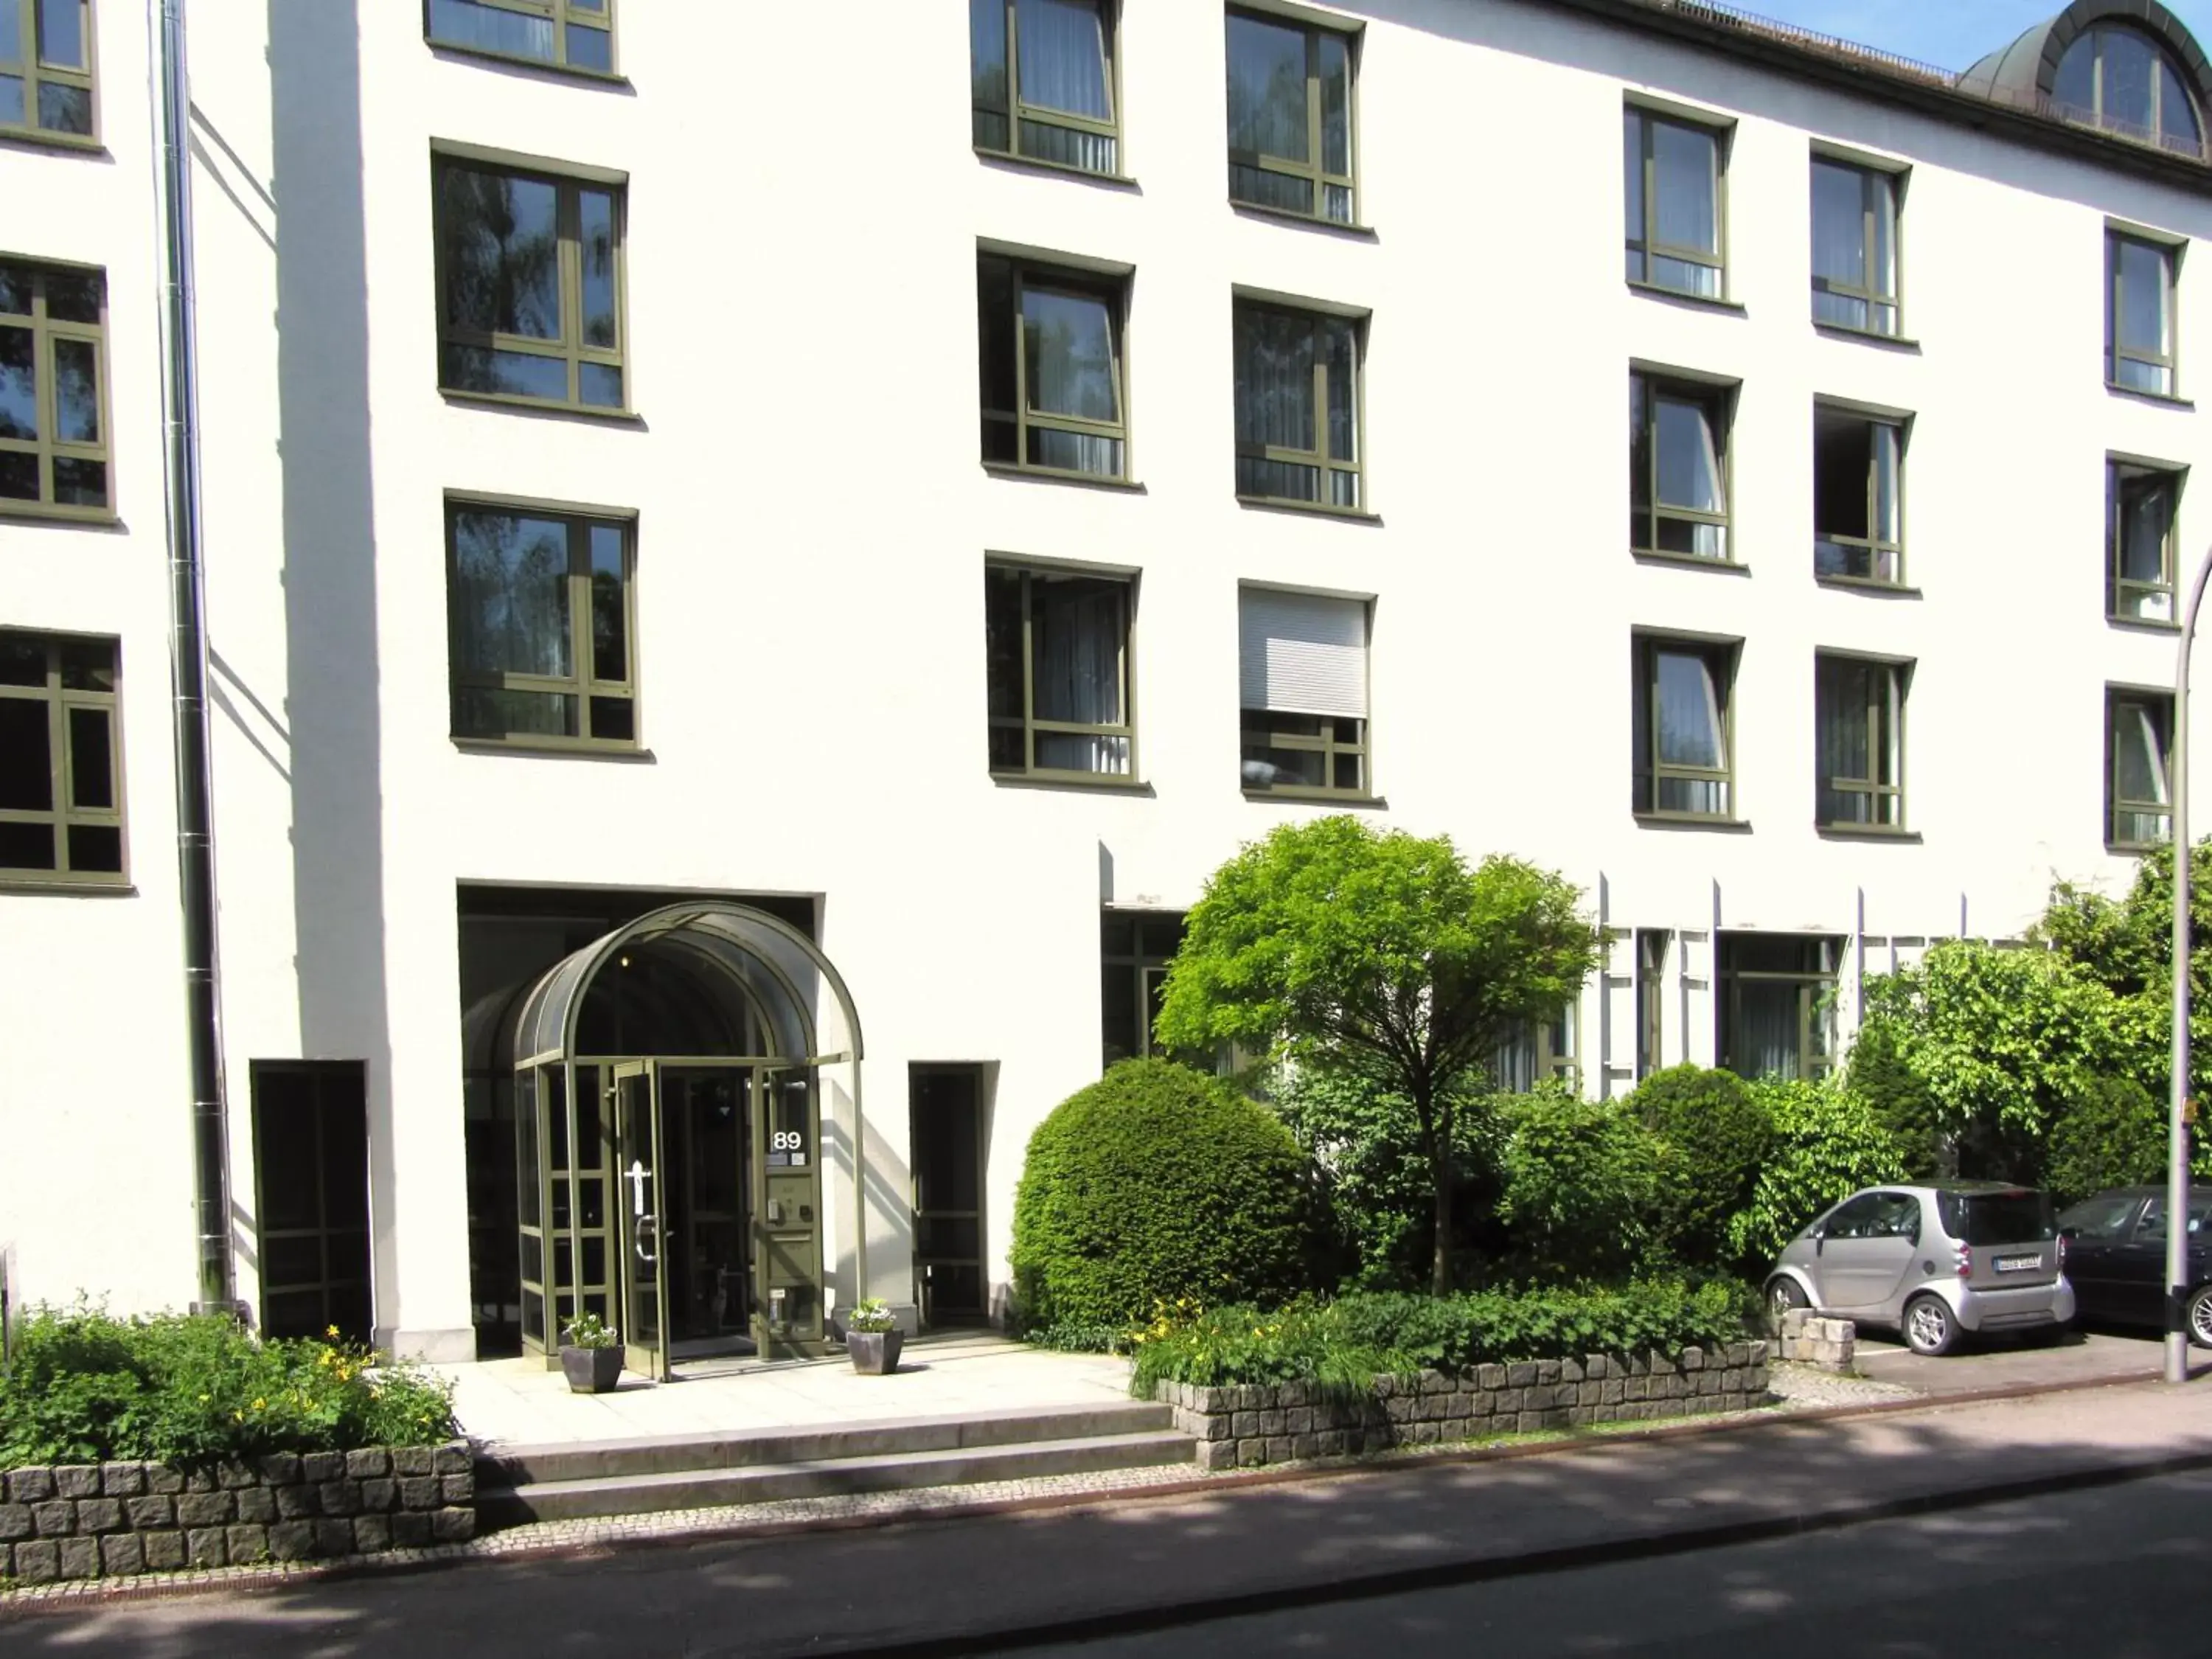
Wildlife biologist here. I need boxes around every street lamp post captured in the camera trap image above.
[2166,546,2212,1385]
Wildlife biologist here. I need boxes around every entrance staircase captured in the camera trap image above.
[476,1399,1196,1528]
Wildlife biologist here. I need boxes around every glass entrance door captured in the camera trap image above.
[612,1062,669,1380]
[661,1068,756,1361]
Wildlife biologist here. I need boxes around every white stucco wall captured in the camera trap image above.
[7,0,2212,1354]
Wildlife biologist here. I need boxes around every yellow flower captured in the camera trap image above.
[326,1325,339,1339]
[251,1398,266,1411]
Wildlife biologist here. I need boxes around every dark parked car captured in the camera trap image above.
[2056,1186,2212,1346]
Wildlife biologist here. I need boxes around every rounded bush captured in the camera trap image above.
[1495,1083,1661,1281]
[2045,1072,2183,1203]
[1630,1064,1773,1266]
[1010,1059,1316,1335]
[1727,1080,1907,1267]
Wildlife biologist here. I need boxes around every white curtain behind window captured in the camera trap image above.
[1032,578,1128,774]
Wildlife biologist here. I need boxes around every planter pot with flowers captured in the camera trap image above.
[560,1311,625,1394]
[844,1298,904,1375]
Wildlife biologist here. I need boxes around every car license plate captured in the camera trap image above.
[1994,1254,2042,1273]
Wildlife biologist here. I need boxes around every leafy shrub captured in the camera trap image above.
[1011,1060,1318,1335]
[1630,1065,1771,1268]
[1726,1081,1907,1267]
[1494,1085,1660,1281]
[0,1304,456,1469]
[1843,1018,1945,1178]
[1127,1279,1753,1394]
[2043,1073,2210,1203]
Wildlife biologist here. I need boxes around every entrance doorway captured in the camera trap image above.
[910,1065,988,1326]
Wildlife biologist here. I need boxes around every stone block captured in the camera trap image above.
[125,1495,175,1529]
[1568,1407,1595,1427]
[1579,1381,1604,1408]
[1419,1371,1453,1396]
[234,1486,276,1525]
[1265,1436,1293,1464]
[142,1530,187,1572]
[77,1498,122,1533]
[316,1519,359,1557]
[226,1524,269,1564]
[1278,1380,1310,1408]
[319,1480,364,1517]
[345,1449,390,1480]
[431,1507,475,1544]
[1289,1433,1318,1461]
[258,1454,302,1486]
[1494,1388,1523,1413]
[1602,1379,1625,1405]
[57,1537,100,1579]
[276,1482,322,1519]
[100,1533,145,1576]
[1506,1363,1537,1388]
[1468,1391,1497,1417]
[1681,1346,1705,1371]
[1411,1422,1441,1445]
[299,1452,345,1484]
[1535,1360,1562,1385]
[183,1469,217,1493]
[12,1539,59,1582]
[54,1465,102,1499]
[147,1466,185,1495]
[101,1462,146,1498]
[7,1468,54,1503]
[1371,1374,1399,1399]
[1315,1430,1344,1456]
[176,1491,234,1528]
[1588,1354,1613,1380]
[0,1503,29,1541]
[1236,1441,1267,1470]
[1257,1410,1286,1437]
[1194,1441,1237,1472]
[1476,1364,1506,1389]
[218,1461,257,1490]
[268,1520,317,1562]
[1559,1358,1583,1384]
[33,1500,75,1537]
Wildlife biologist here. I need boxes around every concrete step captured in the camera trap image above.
[478,1427,1196,1526]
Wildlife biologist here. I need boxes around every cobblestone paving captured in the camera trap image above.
[1765,1361,1923,1407]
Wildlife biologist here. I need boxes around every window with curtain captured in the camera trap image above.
[2108,232,2177,396]
[447,501,636,748]
[0,627,123,885]
[1239,588,1369,796]
[1625,107,1725,298]
[2109,461,2181,623]
[1234,299,1362,509]
[1815,654,1906,830]
[1809,158,1899,335]
[970,0,1119,176]
[1630,372,1730,561]
[1493,1004,1578,1092]
[1718,935,1838,1082]
[427,0,614,75]
[1225,9,1356,223]
[978,254,1127,481]
[987,563,1133,780]
[1635,930,1669,1081]
[2055,24,2202,153]
[1813,406,1905,584]
[2107,688,2174,848]
[435,155,625,411]
[1633,637,1733,819]
[0,0,93,139]
[0,258,110,516]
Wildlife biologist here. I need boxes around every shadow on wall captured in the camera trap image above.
[267,0,394,1318]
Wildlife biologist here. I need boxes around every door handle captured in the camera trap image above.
[636,1214,658,1265]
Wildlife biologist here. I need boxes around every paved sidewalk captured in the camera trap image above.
[10,1378,2212,1656]
[1851,1327,2187,1395]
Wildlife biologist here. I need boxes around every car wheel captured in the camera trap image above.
[2188,1287,2212,1350]
[1765,1276,1809,1326]
[1902,1294,1958,1357]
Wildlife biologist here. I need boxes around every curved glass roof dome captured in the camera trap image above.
[1961,2,2212,156]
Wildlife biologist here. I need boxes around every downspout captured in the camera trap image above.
[155,0,235,1315]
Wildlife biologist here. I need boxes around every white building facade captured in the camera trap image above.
[3,0,2210,1368]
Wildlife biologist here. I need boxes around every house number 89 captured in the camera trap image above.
[771,1131,804,1152]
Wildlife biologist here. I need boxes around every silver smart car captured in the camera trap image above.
[1765,1183,2075,1356]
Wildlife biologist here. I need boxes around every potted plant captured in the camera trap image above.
[844,1298,903,1375]
[559,1310,625,1394]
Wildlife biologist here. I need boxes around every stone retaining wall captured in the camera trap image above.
[1777,1310,1856,1372]
[1158,1341,1770,1471]
[0,1444,475,1585]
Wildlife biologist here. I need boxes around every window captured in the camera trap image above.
[1,0,92,141]
[1815,654,1906,830]
[1633,636,1733,820]
[2110,461,2180,623]
[1225,8,1355,224]
[2056,24,2202,153]
[2107,688,2173,849]
[0,260,109,516]
[1239,588,1368,796]
[978,254,1127,481]
[1813,406,1905,584]
[0,629,123,885]
[985,563,1134,780]
[1102,911,1185,1069]
[446,501,636,748]
[1234,299,1362,509]
[1630,372,1730,562]
[434,154,625,411]
[971,0,1118,176]
[1624,106,1724,299]
[1495,1004,1578,1091]
[1823,1190,1919,1241]
[1635,928,1669,1081]
[1718,934,1838,1082]
[425,0,613,75]
[1809,158,1899,335]
[2108,232,2176,396]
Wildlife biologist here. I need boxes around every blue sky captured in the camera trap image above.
[1743,0,2212,73]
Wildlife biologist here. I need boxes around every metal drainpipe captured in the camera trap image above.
[156,0,235,1315]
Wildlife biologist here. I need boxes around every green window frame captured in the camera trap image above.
[970,0,1120,178]
[2055,23,2203,153]
[1239,586,1369,798]
[0,627,124,886]
[445,498,638,751]
[1812,405,1905,585]
[250,1061,373,1343]
[1630,371,1731,563]
[1101,910,1184,1069]
[2108,230,2177,397]
[985,561,1136,782]
[1625,105,1726,299]
[1,0,95,145]
[1809,156,1900,336]
[434,151,627,414]
[1717,935,1839,1082]
[1633,634,1735,822]
[1494,1004,1579,1091]
[0,258,111,519]
[978,253,1129,482]
[1634,928,1669,1082]
[425,0,615,76]
[1225,6,1357,225]
[2110,460,2181,624]
[1234,298,1363,511]
[1815,653,1907,831]
[2107,687,2174,850]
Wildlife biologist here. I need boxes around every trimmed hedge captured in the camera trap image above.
[1632,1065,1772,1267]
[1127,1279,1754,1394]
[1011,1060,1316,1337]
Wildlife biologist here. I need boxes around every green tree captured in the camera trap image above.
[1154,816,1600,1295]
[1494,1085,1660,1281]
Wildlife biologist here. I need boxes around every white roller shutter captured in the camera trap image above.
[1238,589,1368,718]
